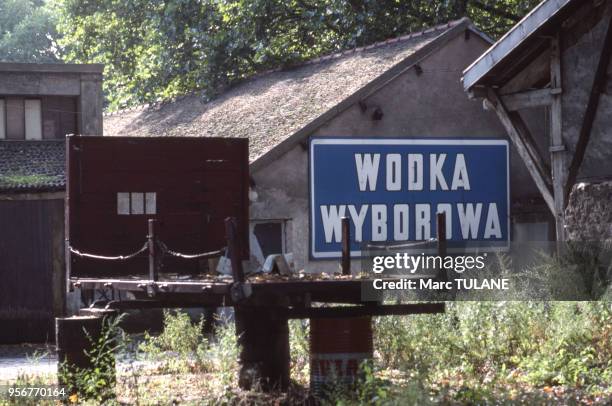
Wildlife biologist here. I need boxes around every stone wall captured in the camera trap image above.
[565,181,612,241]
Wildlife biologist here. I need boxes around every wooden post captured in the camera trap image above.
[65,239,72,293]
[550,33,567,242]
[235,306,290,391]
[56,316,113,393]
[148,219,158,281]
[225,217,245,283]
[436,212,448,282]
[341,217,351,275]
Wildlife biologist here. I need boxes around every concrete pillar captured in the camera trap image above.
[79,73,103,136]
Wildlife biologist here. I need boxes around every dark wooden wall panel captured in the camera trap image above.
[0,198,63,343]
[42,96,78,139]
[67,136,249,278]
[5,97,24,139]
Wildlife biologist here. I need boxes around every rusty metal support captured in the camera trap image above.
[436,212,448,282]
[148,219,158,281]
[341,217,351,275]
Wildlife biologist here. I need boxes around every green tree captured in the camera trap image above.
[54,0,540,110]
[0,0,60,62]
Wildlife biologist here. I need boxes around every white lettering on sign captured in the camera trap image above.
[317,203,502,242]
[451,154,470,190]
[430,154,448,191]
[347,205,368,242]
[386,154,401,191]
[484,203,502,239]
[321,205,346,243]
[407,154,423,190]
[354,154,380,191]
[393,204,409,240]
[458,203,482,239]
[354,153,471,192]
[371,204,387,241]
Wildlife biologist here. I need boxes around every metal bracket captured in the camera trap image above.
[230,282,252,303]
[550,87,563,95]
[549,144,566,152]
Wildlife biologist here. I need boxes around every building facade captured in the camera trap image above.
[0,63,103,343]
[105,18,551,274]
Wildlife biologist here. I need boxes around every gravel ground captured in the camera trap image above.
[0,344,57,382]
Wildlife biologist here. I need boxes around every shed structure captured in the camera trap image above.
[105,18,551,274]
[0,63,103,343]
[462,0,612,241]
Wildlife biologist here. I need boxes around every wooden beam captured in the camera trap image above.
[565,14,612,204]
[500,88,554,111]
[549,34,567,242]
[0,191,64,200]
[287,303,445,319]
[486,89,555,214]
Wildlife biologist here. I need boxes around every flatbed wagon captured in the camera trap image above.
[61,135,444,391]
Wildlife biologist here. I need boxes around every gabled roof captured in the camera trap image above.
[463,0,580,91]
[105,18,485,168]
[0,141,65,193]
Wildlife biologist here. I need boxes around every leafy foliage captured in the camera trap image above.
[0,0,60,62]
[58,315,127,404]
[53,0,541,110]
[371,301,612,404]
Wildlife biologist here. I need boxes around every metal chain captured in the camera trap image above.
[158,241,225,260]
[366,239,437,250]
[69,241,224,262]
[69,243,148,261]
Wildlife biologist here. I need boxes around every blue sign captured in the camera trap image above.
[309,138,510,258]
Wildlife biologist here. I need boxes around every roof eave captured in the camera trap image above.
[0,185,65,194]
[0,62,104,74]
[462,0,575,91]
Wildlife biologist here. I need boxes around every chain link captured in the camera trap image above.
[69,243,148,261]
[69,240,224,262]
[365,239,437,250]
[158,241,225,260]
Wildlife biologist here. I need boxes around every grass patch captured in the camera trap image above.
[0,174,55,186]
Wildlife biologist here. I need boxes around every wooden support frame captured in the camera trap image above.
[549,34,567,242]
[565,14,612,204]
[341,217,351,275]
[500,88,553,111]
[485,89,555,214]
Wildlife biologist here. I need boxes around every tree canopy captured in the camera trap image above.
[0,0,60,63]
[0,1,541,110]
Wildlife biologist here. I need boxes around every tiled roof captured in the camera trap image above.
[0,141,65,193]
[104,19,472,163]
